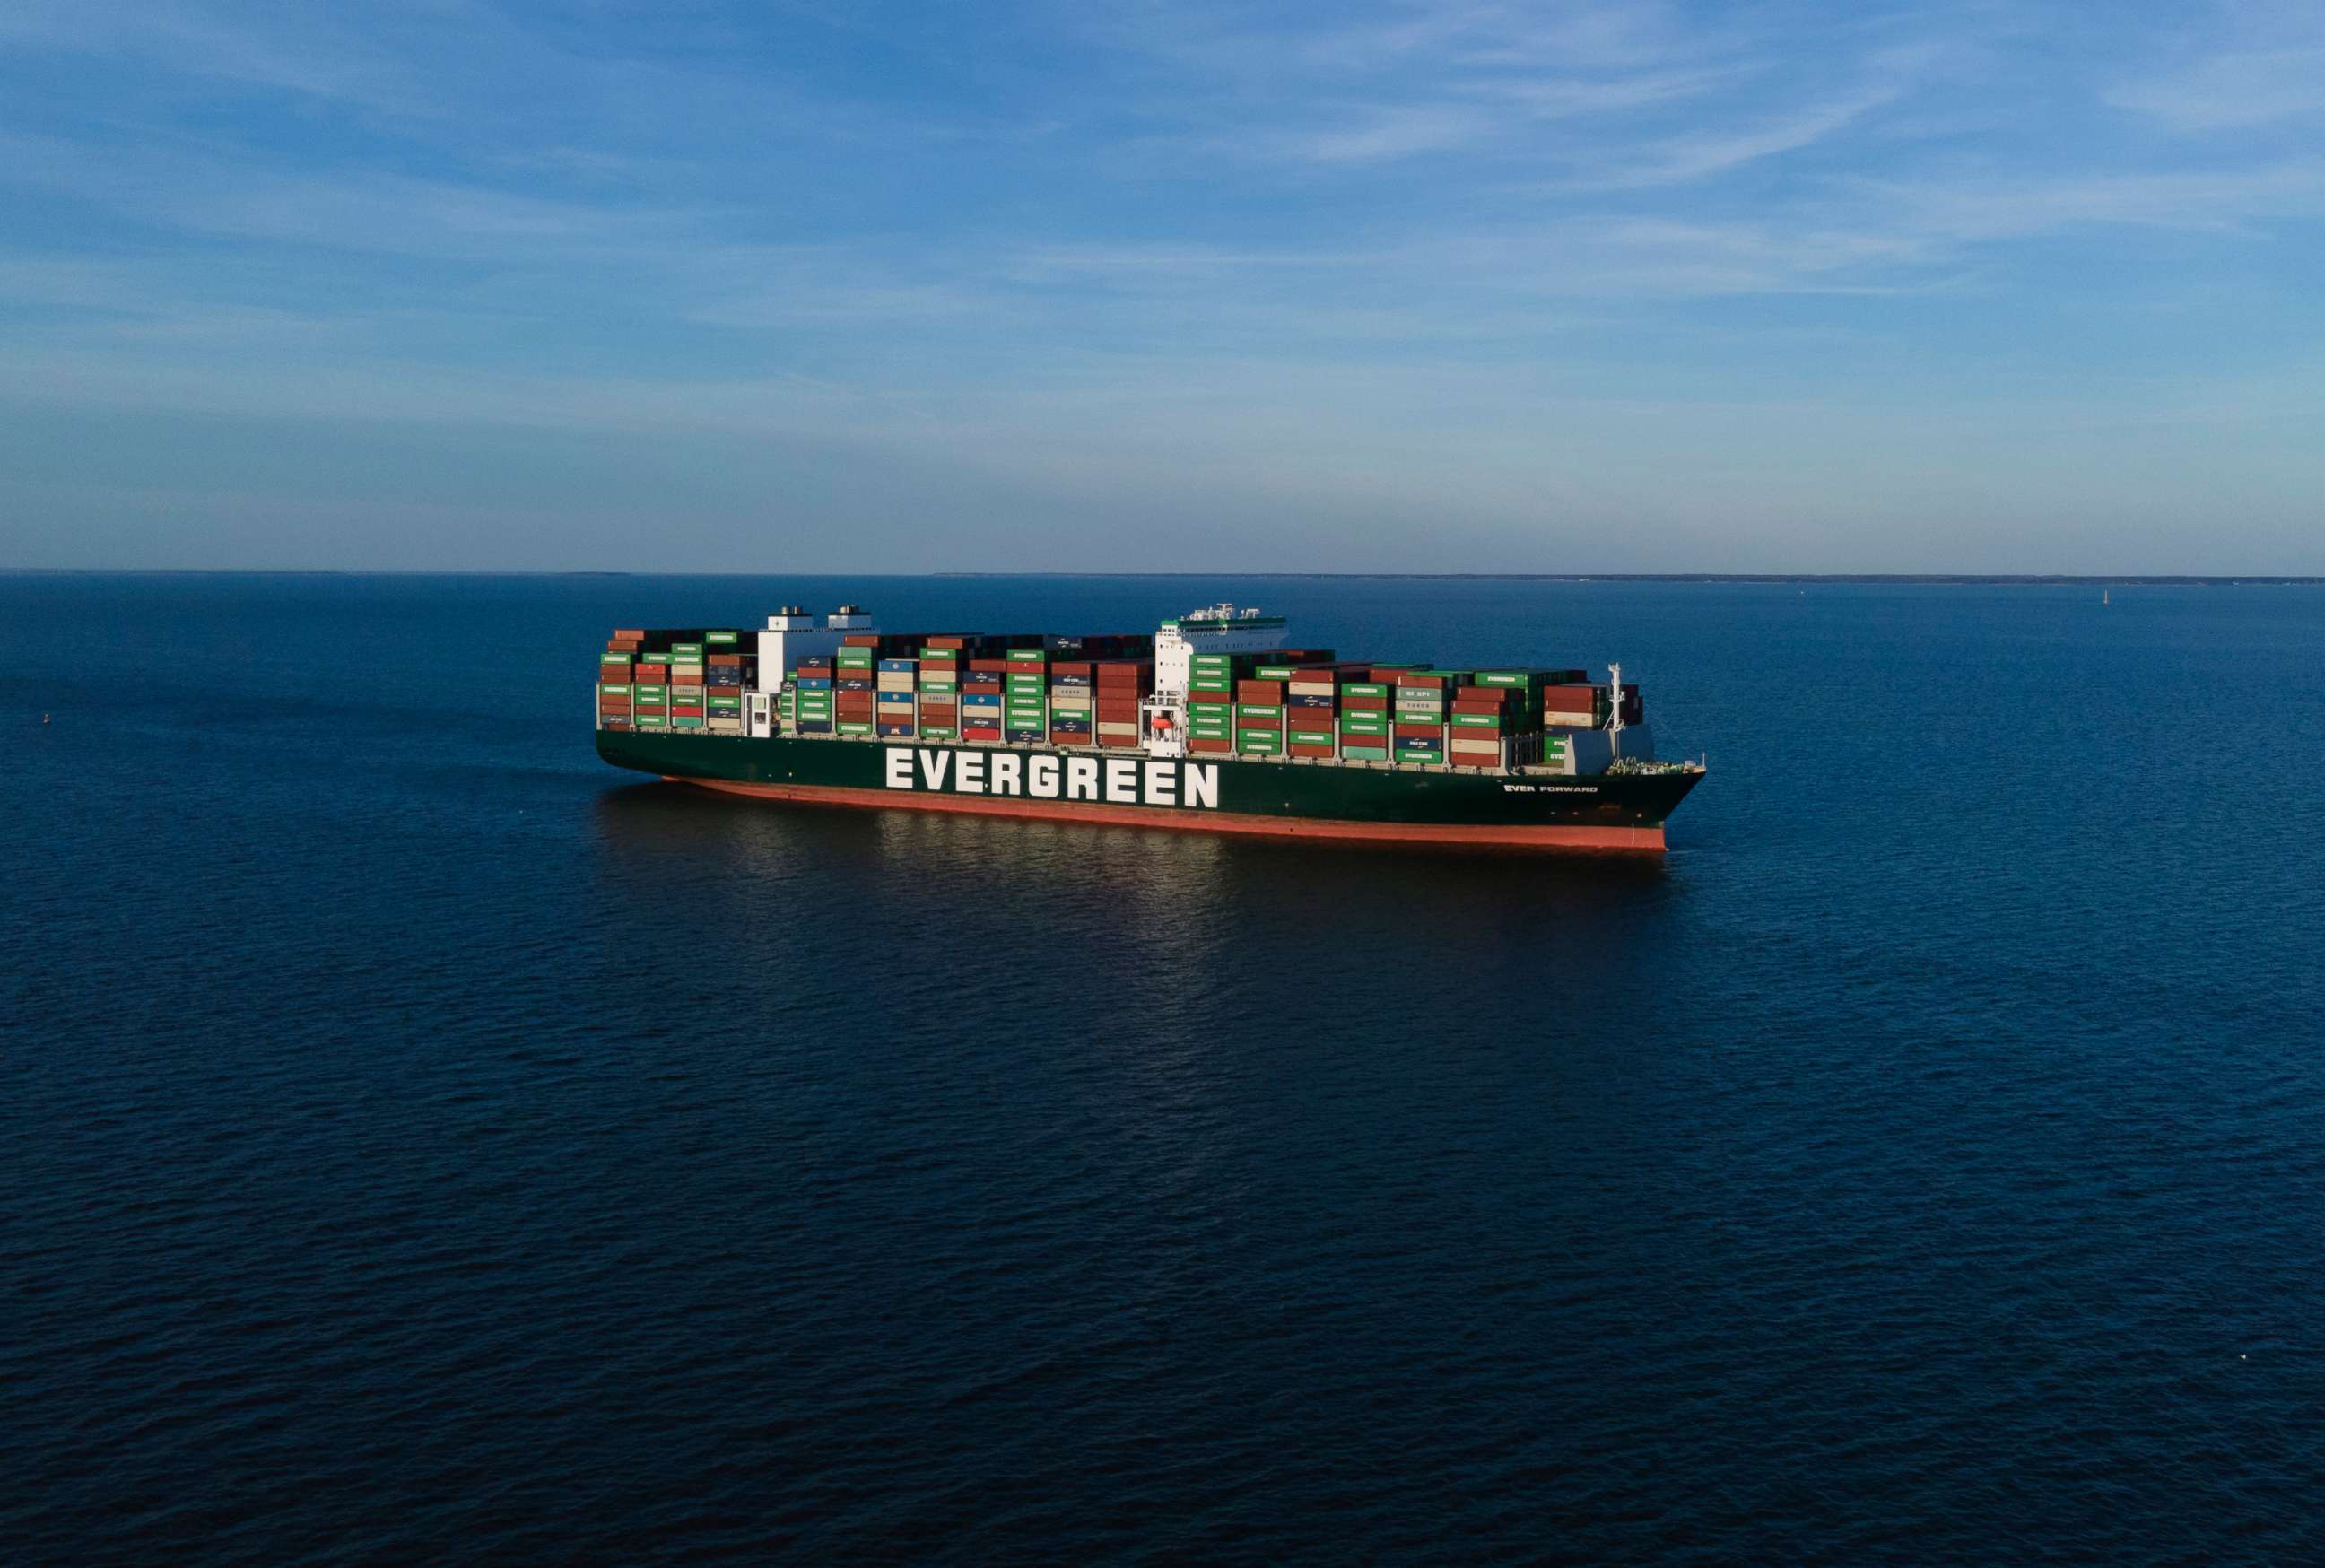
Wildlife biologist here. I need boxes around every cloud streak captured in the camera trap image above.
[3,1,2324,569]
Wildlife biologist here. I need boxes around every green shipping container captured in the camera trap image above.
[1288,729,1334,745]
[1451,714,1503,729]
[669,643,705,657]
[672,715,707,729]
[1340,745,1389,760]
[920,727,958,739]
[599,653,631,667]
[1342,682,1388,697]
[706,631,740,646]
[1395,748,1441,763]
[1236,704,1283,719]
[598,684,632,699]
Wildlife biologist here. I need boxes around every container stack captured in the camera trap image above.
[835,638,877,736]
[1540,684,1600,729]
[1448,684,1511,769]
[633,651,669,730]
[1234,669,1284,759]
[962,658,1006,742]
[705,631,746,736]
[1337,676,1389,760]
[1005,649,1048,743]
[1276,662,1337,759]
[1048,660,1093,746]
[876,658,917,738]
[919,640,962,740]
[792,656,834,734]
[594,617,1608,776]
[598,632,636,731]
[1187,650,1235,754]
[665,641,705,732]
[1095,660,1150,748]
[1186,647,1321,756]
[1389,669,1458,764]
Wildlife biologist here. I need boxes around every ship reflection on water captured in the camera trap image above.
[588,777,1682,1017]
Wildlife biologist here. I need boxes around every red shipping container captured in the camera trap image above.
[1341,694,1388,711]
[600,716,633,730]
[613,627,646,640]
[841,634,881,648]
[709,653,744,666]
[1097,733,1141,748]
[1189,736,1233,754]
[1189,691,1232,708]
[1237,680,1284,701]
[969,658,1011,673]
[1238,713,1283,730]
[1393,721,1444,739]
[1050,661,1093,677]
[927,635,968,649]
[1394,672,1449,689]
[672,705,705,719]
[1288,743,1335,758]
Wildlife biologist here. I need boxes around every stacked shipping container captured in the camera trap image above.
[602,622,1637,775]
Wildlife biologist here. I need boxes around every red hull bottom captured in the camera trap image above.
[668,777,1668,852]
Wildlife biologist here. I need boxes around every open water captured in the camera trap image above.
[4,573,2322,1565]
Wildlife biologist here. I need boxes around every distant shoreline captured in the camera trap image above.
[5,569,2322,587]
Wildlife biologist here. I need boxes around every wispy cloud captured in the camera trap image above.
[4,1,2325,568]
[2108,48,2325,132]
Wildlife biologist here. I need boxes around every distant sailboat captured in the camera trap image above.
[2103,589,2111,605]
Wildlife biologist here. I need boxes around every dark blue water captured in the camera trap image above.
[5,573,2321,1565]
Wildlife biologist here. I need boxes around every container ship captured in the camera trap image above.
[594,603,1703,850]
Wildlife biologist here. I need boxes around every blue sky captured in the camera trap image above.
[2,1,2321,571]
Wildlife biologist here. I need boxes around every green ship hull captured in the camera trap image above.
[597,731,1702,851]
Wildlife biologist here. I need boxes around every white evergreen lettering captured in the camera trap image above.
[1184,763,1220,810]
